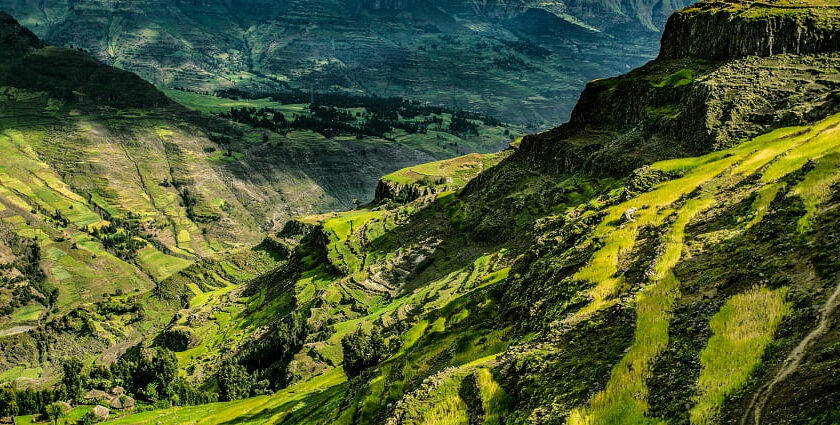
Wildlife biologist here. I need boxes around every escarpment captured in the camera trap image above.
[660,1,840,61]
[516,1,840,178]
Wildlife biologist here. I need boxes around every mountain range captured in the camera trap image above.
[1,0,691,124]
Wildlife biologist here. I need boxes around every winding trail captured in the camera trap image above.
[741,276,840,425]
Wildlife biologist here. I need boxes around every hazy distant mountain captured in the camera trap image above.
[0,0,690,124]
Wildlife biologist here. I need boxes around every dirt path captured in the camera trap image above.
[741,276,840,425]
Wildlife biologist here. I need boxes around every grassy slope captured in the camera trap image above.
[0,13,525,388]
[382,151,513,189]
[104,110,840,425]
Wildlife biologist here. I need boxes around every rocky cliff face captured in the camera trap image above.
[660,2,840,61]
[374,179,436,204]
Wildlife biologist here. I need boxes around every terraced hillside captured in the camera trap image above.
[5,1,840,424]
[0,0,691,124]
[105,108,840,425]
[0,9,516,385]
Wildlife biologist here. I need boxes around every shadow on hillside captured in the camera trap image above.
[216,382,348,425]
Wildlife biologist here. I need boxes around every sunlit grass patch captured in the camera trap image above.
[760,114,840,183]
[106,368,347,425]
[746,182,784,229]
[690,287,790,425]
[476,368,513,425]
[569,199,712,425]
[137,245,193,281]
[653,68,693,88]
[792,151,840,232]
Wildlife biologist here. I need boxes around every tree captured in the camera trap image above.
[0,385,19,417]
[341,326,386,377]
[216,361,252,401]
[145,382,159,402]
[44,402,65,425]
[151,348,177,398]
[78,411,98,425]
[61,357,85,402]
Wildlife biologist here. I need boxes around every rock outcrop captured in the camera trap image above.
[660,1,840,61]
[374,179,437,204]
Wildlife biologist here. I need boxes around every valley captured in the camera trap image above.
[0,0,691,125]
[2,1,840,425]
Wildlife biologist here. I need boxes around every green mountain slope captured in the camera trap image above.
[5,1,840,424]
[30,1,834,424]
[0,0,691,124]
[0,9,515,384]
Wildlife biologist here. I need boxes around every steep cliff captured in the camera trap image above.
[660,0,840,60]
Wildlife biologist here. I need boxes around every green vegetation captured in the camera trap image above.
[5,4,840,425]
[3,0,678,125]
[691,287,790,425]
[569,199,712,425]
[653,68,693,88]
[379,151,512,202]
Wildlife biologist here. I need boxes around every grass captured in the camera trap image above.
[690,287,790,425]
[137,245,193,281]
[162,89,306,115]
[0,365,42,383]
[106,368,347,425]
[569,199,713,425]
[759,115,840,183]
[563,112,840,424]
[571,112,840,324]
[382,151,511,190]
[653,68,693,88]
[417,374,471,425]
[16,405,94,425]
[746,183,784,229]
[476,368,512,425]
[6,303,43,324]
[791,151,840,232]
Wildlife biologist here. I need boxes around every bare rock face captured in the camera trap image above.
[621,207,638,224]
[374,179,436,204]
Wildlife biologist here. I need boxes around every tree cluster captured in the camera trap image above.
[0,222,55,316]
[213,89,501,139]
[216,316,308,401]
[87,222,146,261]
[341,326,386,378]
[0,348,216,422]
